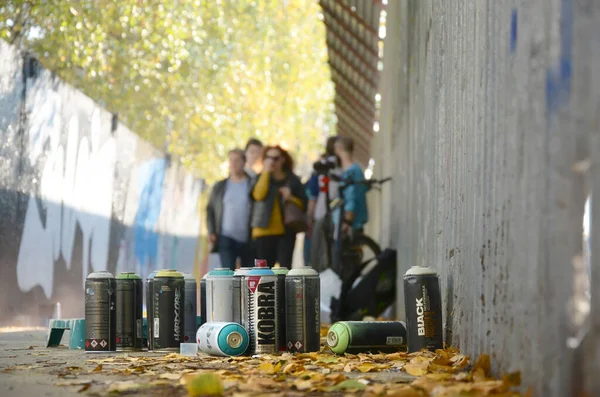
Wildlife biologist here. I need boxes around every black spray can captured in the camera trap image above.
[285,266,320,353]
[199,273,207,327]
[403,266,443,352]
[152,269,185,352]
[85,271,116,353]
[272,266,289,352]
[116,272,143,351]
[183,273,198,343]
[327,321,407,354]
[145,270,159,350]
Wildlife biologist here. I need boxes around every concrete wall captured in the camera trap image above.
[0,40,203,327]
[375,0,599,395]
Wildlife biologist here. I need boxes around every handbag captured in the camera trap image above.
[284,200,308,233]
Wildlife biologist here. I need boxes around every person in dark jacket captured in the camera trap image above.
[206,148,253,270]
[251,145,308,268]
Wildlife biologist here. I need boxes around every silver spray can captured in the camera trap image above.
[197,322,249,357]
[247,259,278,354]
[403,266,443,352]
[85,271,116,353]
[183,273,198,343]
[285,266,320,353]
[233,267,253,326]
[205,268,235,323]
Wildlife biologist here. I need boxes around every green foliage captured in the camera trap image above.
[0,0,334,183]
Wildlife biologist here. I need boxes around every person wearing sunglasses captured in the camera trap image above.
[250,145,308,267]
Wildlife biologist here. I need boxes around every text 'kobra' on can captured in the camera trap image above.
[116,272,143,351]
[197,322,249,357]
[403,265,443,352]
[152,269,185,352]
[247,259,279,354]
[205,268,235,323]
[182,273,198,343]
[327,321,407,354]
[272,266,289,352]
[285,266,320,353]
[85,271,116,353]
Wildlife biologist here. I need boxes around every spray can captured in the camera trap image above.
[85,271,116,353]
[247,259,279,354]
[272,266,289,352]
[205,268,235,323]
[145,270,159,350]
[327,321,407,354]
[285,266,320,353]
[233,267,253,326]
[199,273,207,327]
[116,272,143,351]
[182,273,198,343]
[197,322,249,357]
[152,269,185,352]
[403,266,443,352]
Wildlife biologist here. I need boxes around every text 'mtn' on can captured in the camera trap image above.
[85,271,116,353]
[197,322,249,357]
[205,268,235,323]
[152,269,185,352]
[285,266,320,353]
[199,273,207,327]
[272,266,289,352]
[247,259,279,354]
[403,266,443,352]
[182,273,198,343]
[116,272,143,351]
[232,267,253,328]
[327,321,407,354]
[145,270,159,350]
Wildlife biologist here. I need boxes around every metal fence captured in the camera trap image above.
[373,1,599,395]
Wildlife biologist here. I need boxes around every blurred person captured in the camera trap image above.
[244,138,264,178]
[206,148,253,270]
[251,145,308,267]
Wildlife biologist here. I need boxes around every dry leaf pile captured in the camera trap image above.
[4,327,530,396]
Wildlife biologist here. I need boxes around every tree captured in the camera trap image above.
[0,0,334,183]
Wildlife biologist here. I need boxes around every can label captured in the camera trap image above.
[248,275,278,353]
[404,274,443,352]
[116,278,143,350]
[152,278,185,350]
[173,287,182,341]
[85,279,116,352]
[285,276,320,353]
[153,318,160,338]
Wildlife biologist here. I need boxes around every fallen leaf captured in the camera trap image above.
[502,371,521,387]
[55,380,93,387]
[356,363,377,373]
[159,372,182,380]
[472,354,491,377]
[327,379,366,392]
[258,361,281,374]
[404,363,429,377]
[107,381,147,393]
[316,356,337,364]
[386,384,423,397]
[292,380,314,391]
[77,384,91,393]
[185,373,224,397]
[91,364,102,373]
[325,373,347,384]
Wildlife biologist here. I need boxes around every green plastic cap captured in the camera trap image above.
[116,272,141,280]
[327,322,350,354]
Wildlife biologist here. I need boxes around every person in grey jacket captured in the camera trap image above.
[206,148,253,270]
[250,145,308,268]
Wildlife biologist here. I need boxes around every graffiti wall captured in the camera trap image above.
[0,40,203,326]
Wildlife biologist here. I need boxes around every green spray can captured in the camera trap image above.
[327,321,407,354]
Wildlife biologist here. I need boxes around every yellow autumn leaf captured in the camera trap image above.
[258,361,281,374]
[185,373,224,397]
[404,363,429,377]
[356,363,377,373]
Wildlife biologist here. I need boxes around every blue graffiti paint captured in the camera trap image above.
[133,158,167,269]
[546,0,572,115]
[510,9,518,53]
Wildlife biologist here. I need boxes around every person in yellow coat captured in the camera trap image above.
[250,145,308,267]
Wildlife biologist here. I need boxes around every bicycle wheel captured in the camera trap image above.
[352,234,382,275]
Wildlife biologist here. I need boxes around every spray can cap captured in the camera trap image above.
[254,259,268,268]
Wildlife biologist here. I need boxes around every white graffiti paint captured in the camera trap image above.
[17,84,116,299]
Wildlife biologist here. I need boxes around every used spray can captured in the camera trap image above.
[327,321,407,354]
[272,266,289,352]
[116,272,143,351]
[85,271,116,353]
[232,267,253,326]
[247,259,278,354]
[145,270,159,350]
[199,273,207,327]
[182,273,198,343]
[404,266,443,352]
[197,322,249,357]
[285,266,320,353]
[152,269,185,352]
[205,268,235,323]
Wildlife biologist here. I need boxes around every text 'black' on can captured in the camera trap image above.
[116,272,143,351]
[152,269,185,352]
[85,271,116,353]
[403,265,443,352]
[285,266,320,353]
